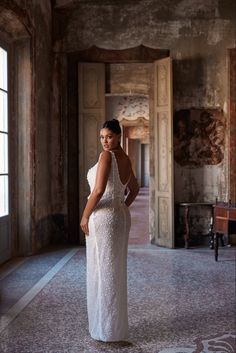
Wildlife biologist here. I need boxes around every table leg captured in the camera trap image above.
[184,206,190,249]
[209,224,214,249]
[214,232,219,261]
[209,206,214,249]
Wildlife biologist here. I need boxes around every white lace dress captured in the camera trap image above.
[86,151,131,342]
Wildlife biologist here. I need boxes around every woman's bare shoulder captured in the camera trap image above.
[98,150,112,163]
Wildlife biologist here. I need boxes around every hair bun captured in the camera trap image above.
[102,119,121,134]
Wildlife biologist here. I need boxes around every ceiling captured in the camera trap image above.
[0,7,29,39]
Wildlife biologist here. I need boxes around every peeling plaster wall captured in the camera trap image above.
[54,0,235,204]
[33,0,65,250]
[0,0,62,253]
[14,0,54,250]
[108,63,152,95]
[54,0,235,245]
[26,0,66,249]
[229,49,236,203]
[22,0,54,250]
[33,1,52,236]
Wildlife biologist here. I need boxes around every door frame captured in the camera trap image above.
[120,117,149,186]
[67,45,170,244]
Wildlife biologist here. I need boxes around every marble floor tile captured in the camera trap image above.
[0,244,235,353]
[129,187,149,245]
[0,247,72,316]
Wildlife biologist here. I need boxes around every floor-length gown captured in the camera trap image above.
[86,151,131,342]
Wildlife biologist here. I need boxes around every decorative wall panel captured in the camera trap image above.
[158,197,169,238]
[157,64,168,106]
[84,114,99,177]
[78,63,105,243]
[158,112,169,192]
[82,66,103,108]
[152,57,174,248]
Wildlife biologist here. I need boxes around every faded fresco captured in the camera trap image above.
[106,95,149,121]
[174,109,225,167]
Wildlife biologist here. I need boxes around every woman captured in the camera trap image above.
[80,119,139,342]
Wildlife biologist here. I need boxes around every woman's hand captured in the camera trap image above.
[80,216,89,235]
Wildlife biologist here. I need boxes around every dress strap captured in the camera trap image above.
[109,151,116,192]
[109,151,130,187]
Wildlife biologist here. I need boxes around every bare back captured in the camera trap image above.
[112,149,132,185]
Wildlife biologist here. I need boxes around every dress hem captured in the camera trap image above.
[90,333,129,343]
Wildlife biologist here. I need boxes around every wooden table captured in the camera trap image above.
[213,202,236,261]
[179,202,214,249]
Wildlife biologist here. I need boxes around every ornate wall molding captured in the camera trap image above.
[158,112,169,192]
[66,45,169,62]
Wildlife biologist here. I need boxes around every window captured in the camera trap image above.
[0,46,8,217]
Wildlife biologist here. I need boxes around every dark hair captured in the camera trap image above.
[102,119,121,134]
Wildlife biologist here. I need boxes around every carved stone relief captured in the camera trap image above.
[158,112,169,192]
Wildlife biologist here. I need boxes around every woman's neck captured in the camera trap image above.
[110,145,122,152]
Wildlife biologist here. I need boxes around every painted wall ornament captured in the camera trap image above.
[107,95,149,121]
[174,109,225,167]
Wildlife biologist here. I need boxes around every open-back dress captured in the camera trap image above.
[86,151,131,342]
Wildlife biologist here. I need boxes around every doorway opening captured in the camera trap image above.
[105,92,150,245]
[68,45,174,248]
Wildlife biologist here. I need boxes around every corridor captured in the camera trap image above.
[129,187,149,245]
[0,243,235,352]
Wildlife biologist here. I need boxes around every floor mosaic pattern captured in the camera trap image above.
[0,245,235,353]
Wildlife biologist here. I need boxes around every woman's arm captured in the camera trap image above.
[125,169,140,207]
[80,151,111,235]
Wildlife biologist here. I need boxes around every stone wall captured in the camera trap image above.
[0,0,65,255]
[28,0,66,249]
[228,49,236,203]
[3,0,233,251]
[32,0,54,249]
[53,0,235,245]
[54,0,235,205]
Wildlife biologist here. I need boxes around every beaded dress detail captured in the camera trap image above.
[86,151,131,342]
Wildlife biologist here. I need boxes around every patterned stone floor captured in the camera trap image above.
[129,187,149,245]
[0,244,235,353]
